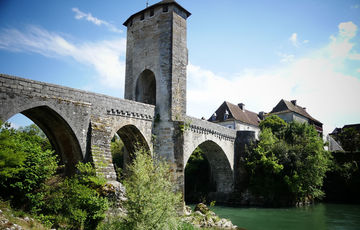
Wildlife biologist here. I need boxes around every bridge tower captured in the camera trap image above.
[123,0,190,121]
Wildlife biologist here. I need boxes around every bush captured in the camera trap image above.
[43,162,109,229]
[99,148,182,230]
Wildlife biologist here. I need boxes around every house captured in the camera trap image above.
[209,101,263,137]
[268,99,323,136]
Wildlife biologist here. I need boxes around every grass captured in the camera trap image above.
[0,199,49,230]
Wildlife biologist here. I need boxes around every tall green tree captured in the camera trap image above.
[120,149,181,230]
[0,121,57,211]
[245,117,331,206]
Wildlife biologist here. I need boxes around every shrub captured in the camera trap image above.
[99,148,182,230]
[43,162,109,230]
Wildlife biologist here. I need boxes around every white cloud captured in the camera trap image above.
[187,21,360,136]
[338,21,357,38]
[72,8,122,33]
[289,33,309,47]
[277,52,295,63]
[290,33,298,47]
[0,25,126,89]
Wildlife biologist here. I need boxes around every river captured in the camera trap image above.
[209,203,360,230]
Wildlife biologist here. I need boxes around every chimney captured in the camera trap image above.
[258,111,265,120]
[238,103,245,111]
[291,100,297,106]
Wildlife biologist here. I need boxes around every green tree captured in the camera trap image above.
[259,115,287,138]
[0,121,27,180]
[119,149,181,230]
[0,121,57,211]
[338,127,360,152]
[245,118,331,206]
[43,162,109,230]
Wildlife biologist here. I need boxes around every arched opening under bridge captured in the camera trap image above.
[5,106,83,175]
[110,124,150,180]
[185,140,233,204]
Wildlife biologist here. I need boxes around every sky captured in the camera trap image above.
[0,0,360,136]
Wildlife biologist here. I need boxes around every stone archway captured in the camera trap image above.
[135,69,156,105]
[111,124,151,178]
[9,106,83,175]
[185,140,234,203]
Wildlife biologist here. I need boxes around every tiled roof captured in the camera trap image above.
[269,99,322,125]
[209,101,260,127]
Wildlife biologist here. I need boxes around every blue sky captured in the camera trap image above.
[0,0,360,135]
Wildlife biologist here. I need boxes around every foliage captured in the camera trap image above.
[0,121,57,212]
[115,148,181,230]
[337,127,360,152]
[245,117,331,206]
[0,121,109,229]
[111,135,125,178]
[184,147,214,203]
[40,162,109,229]
[323,151,360,203]
[259,115,287,138]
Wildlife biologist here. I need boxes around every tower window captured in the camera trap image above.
[150,9,154,17]
[140,13,145,20]
[163,5,168,12]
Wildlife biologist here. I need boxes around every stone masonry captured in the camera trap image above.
[0,0,255,203]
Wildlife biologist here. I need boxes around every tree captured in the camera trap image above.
[120,149,181,230]
[245,117,331,206]
[259,115,287,138]
[0,120,57,211]
[338,127,360,152]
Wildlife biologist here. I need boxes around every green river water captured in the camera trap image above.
[208,203,360,230]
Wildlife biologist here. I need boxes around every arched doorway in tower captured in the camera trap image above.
[135,69,156,105]
[185,140,233,204]
[110,124,150,180]
[5,106,83,175]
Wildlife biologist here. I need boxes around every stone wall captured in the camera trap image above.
[0,74,155,179]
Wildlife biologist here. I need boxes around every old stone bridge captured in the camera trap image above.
[0,0,254,202]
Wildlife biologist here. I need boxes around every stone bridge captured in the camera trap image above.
[0,0,255,203]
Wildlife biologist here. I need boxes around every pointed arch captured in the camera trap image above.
[9,105,83,175]
[135,69,156,105]
[185,140,234,202]
[116,124,150,156]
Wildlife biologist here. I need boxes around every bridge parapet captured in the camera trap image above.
[184,116,237,142]
[0,74,155,120]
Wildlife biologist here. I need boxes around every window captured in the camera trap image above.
[150,9,154,17]
[163,5,168,12]
[140,13,145,20]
